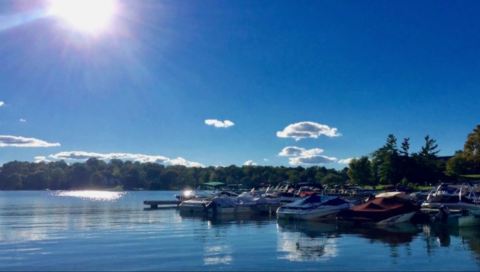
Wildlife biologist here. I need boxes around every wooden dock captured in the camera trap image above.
[144,200,181,209]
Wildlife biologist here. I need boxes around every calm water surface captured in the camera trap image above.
[1,191,480,271]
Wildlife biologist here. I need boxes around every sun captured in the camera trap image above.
[48,0,118,34]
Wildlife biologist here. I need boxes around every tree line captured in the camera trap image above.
[1,124,478,191]
[0,158,348,190]
[348,124,480,187]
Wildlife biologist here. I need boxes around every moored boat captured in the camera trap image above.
[421,183,480,215]
[277,194,351,220]
[338,192,419,225]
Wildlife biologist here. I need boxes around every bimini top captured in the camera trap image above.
[202,181,225,187]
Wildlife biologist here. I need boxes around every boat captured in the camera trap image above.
[421,183,480,215]
[276,194,351,220]
[179,191,280,216]
[338,192,419,225]
[178,198,211,214]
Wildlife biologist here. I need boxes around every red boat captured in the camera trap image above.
[338,193,419,225]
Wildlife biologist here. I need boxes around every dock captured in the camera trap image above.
[144,200,181,209]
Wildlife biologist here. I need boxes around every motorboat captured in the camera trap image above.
[179,191,280,216]
[178,198,211,214]
[421,183,480,215]
[277,194,351,220]
[338,192,419,225]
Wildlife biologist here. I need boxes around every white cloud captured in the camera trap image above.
[338,158,355,164]
[205,119,235,128]
[34,156,50,163]
[243,160,257,166]
[0,101,4,107]
[276,121,341,141]
[279,145,337,166]
[168,157,204,168]
[19,118,27,123]
[278,146,324,157]
[0,135,60,148]
[289,155,337,166]
[39,151,204,167]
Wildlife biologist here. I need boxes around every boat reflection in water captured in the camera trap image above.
[179,210,273,228]
[276,220,423,262]
[341,222,421,245]
[180,209,480,267]
[423,223,480,257]
[277,220,339,262]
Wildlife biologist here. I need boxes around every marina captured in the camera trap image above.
[2,190,480,271]
[142,183,480,227]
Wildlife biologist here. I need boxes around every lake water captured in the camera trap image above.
[1,191,480,271]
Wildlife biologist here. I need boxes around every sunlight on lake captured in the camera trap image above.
[54,190,125,201]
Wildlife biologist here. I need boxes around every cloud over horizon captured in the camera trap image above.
[289,155,338,165]
[278,146,324,157]
[0,135,60,148]
[276,121,341,141]
[35,151,204,167]
[0,101,4,107]
[204,119,235,128]
[338,158,355,164]
[278,145,337,166]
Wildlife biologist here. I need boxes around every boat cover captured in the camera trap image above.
[339,196,418,222]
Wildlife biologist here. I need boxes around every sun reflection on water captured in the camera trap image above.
[54,190,125,201]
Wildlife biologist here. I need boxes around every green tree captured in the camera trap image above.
[348,157,374,186]
[446,125,480,176]
[321,173,344,185]
[372,134,402,185]
[446,151,471,177]
[420,135,439,158]
[464,124,480,166]
[400,138,410,157]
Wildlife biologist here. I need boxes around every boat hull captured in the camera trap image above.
[277,203,350,220]
[377,211,417,225]
[421,202,480,215]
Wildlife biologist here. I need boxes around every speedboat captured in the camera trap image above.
[178,198,211,214]
[421,183,480,215]
[180,191,280,216]
[277,194,351,220]
[338,192,419,225]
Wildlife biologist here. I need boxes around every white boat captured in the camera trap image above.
[178,198,211,214]
[277,195,350,220]
[376,211,417,225]
[207,192,281,215]
[421,183,480,215]
[179,191,280,216]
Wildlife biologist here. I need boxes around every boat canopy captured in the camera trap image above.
[202,181,225,187]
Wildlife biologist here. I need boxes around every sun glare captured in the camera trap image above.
[49,0,118,34]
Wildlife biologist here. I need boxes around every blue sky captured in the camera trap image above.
[0,0,479,167]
